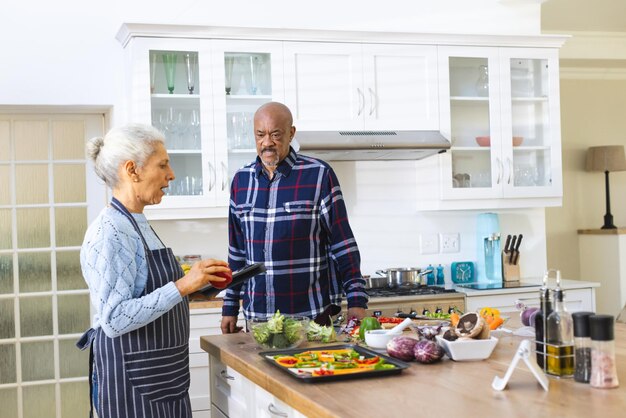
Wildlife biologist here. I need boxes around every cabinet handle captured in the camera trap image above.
[357,88,364,116]
[207,161,216,191]
[267,403,288,417]
[221,161,227,191]
[507,158,512,185]
[219,370,234,380]
[496,158,502,185]
[368,87,376,116]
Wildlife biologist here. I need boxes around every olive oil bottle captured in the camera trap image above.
[545,274,574,378]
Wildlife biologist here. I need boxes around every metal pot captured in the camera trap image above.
[363,275,388,289]
[376,267,432,288]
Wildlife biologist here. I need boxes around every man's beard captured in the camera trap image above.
[261,148,279,167]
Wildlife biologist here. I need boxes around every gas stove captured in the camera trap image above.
[366,285,460,298]
[352,285,467,319]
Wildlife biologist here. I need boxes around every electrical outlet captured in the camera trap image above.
[440,233,460,253]
[420,233,439,255]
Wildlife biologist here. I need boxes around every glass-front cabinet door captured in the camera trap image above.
[210,40,285,205]
[499,48,562,199]
[438,46,562,202]
[126,38,218,217]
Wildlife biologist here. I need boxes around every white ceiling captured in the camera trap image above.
[542,0,626,32]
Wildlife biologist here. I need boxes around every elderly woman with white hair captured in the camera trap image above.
[76,124,231,418]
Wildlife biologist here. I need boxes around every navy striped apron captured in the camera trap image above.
[77,198,191,418]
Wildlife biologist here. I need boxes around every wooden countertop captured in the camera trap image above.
[201,319,626,418]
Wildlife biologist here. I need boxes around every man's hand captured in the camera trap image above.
[347,307,367,320]
[221,315,242,334]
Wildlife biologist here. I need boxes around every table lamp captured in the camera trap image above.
[586,145,626,229]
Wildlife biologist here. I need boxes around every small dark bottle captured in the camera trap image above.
[535,274,552,369]
[572,311,594,383]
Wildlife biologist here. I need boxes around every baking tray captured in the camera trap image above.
[259,344,410,383]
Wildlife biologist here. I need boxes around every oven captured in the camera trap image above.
[339,285,466,320]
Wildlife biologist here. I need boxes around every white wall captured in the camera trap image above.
[3,0,548,282]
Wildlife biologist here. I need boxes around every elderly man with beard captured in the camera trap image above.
[220,102,368,333]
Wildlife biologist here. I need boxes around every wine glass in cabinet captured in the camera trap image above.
[210,40,285,205]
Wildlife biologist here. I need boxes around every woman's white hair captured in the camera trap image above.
[86,124,165,188]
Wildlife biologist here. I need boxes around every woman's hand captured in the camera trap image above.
[175,258,232,297]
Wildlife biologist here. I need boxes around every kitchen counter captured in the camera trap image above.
[191,279,599,310]
[452,278,599,296]
[201,318,626,418]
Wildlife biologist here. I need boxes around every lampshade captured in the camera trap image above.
[586,145,626,172]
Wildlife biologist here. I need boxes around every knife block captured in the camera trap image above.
[502,253,520,282]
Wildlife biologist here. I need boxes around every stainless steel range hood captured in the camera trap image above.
[295,130,450,161]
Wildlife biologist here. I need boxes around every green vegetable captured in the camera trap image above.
[251,310,306,349]
[359,317,382,341]
[306,322,337,343]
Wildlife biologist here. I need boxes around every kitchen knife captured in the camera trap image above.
[513,234,523,265]
[508,235,517,263]
[504,234,512,254]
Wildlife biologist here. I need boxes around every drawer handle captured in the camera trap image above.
[220,370,234,380]
[268,403,288,417]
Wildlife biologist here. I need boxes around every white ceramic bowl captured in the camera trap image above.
[364,329,397,349]
[435,335,498,361]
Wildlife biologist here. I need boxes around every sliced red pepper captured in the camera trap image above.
[355,356,380,365]
[275,356,299,367]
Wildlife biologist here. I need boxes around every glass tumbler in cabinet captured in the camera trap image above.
[149,49,204,198]
[222,52,274,180]
[509,58,552,190]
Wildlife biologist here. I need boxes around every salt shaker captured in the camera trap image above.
[589,314,619,389]
[572,311,594,383]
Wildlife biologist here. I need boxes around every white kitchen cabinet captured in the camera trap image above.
[430,46,563,209]
[209,39,285,200]
[122,37,226,219]
[191,308,244,418]
[120,34,284,218]
[209,354,306,418]
[209,355,252,418]
[283,41,438,131]
[253,385,307,418]
[463,282,597,314]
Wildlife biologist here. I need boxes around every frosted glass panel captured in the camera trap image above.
[19,252,52,293]
[23,384,56,418]
[0,344,17,383]
[58,294,90,334]
[20,296,52,337]
[16,164,48,205]
[0,120,10,161]
[61,381,90,417]
[59,339,89,378]
[0,388,18,418]
[54,164,86,203]
[57,250,86,290]
[52,120,85,160]
[14,120,49,161]
[0,209,11,250]
[21,341,55,381]
[55,207,87,247]
[16,208,50,249]
[0,165,9,205]
[0,299,15,338]
[0,254,12,294]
